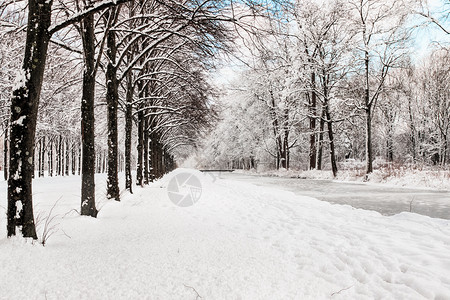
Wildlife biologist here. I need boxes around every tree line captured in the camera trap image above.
[195,0,449,177]
[0,0,262,240]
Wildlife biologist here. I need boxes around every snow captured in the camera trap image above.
[12,115,26,126]
[1,169,450,299]
[12,69,29,91]
[238,166,450,191]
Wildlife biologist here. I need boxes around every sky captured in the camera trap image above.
[212,0,450,89]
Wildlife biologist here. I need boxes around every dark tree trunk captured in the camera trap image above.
[317,107,325,170]
[57,135,62,176]
[65,138,69,176]
[269,90,282,169]
[365,108,373,174]
[282,109,290,170]
[38,138,42,177]
[78,142,81,175]
[7,0,52,239]
[3,121,8,181]
[125,71,133,192]
[48,138,53,177]
[143,116,149,184]
[136,108,144,187]
[105,10,120,201]
[325,106,338,178]
[40,136,45,177]
[309,72,317,170]
[364,50,373,174]
[149,136,154,182]
[80,5,98,216]
[71,141,75,175]
[408,97,417,162]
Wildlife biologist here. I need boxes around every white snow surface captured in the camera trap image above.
[1,169,450,299]
[238,167,450,191]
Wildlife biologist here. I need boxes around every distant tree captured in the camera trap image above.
[348,0,410,174]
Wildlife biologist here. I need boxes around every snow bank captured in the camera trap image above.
[238,167,450,190]
[0,170,449,299]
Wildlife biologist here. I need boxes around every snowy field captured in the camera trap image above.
[1,169,450,299]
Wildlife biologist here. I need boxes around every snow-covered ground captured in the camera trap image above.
[1,169,450,299]
[239,166,450,191]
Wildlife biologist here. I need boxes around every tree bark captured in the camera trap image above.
[7,0,53,238]
[48,138,53,177]
[65,138,69,176]
[309,72,317,169]
[57,135,62,176]
[40,136,45,177]
[80,4,98,216]
[38,138,42,177]
[408,97,417,162]
[106,12,120,201]
[364,49,373,174]
[316,107,325,170]
[71,140,75,175]
[143,116,149,184]
[3,121,8,181]
[365,108,373,174]
[325,105,338,178]
[125,71,133,192]
[136,104,144,187]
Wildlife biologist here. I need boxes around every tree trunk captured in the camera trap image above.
[282,108,289,170]
[78,141,81,175]
[48,138,53,177]
[143,116,149,184]
[309,72,317,169]
[71,140,75,175]
[7,0,52,238]
[325,106,338,178]
[316,107,325,170]
[106,11,120,201]
[40,136,45,177]
[125,76,133,191]
[124,70,133,192]
[408,97,417,162]
[80,4,98,215]
[57,135,62,176]
[65,138,69,176]
[3,121,8,181]
[364,49,373,174]
[136,107,144,186]
[365,108,373,174]
[38,138,42,177]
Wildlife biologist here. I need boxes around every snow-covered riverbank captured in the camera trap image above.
[237,166,450,191]
[1,169,449,299]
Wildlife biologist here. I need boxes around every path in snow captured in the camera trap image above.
[0,170,449,299]
[214,172,450,220]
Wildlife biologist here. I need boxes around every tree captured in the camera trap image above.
[7,0,130,238]
[348,0,410,174]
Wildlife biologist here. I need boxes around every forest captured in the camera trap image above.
[0,0,449,240]
[194,0,450,177]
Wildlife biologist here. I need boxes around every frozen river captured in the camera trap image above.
[211,172,450,220]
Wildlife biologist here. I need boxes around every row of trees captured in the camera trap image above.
[0,0,259,239]
[196,0,449,176]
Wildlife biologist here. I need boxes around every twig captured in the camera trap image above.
[60,229,72,239]
[331,285,353,297]
[40,196,63,246]
[62,208,80,219]
[183,284,202,299]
